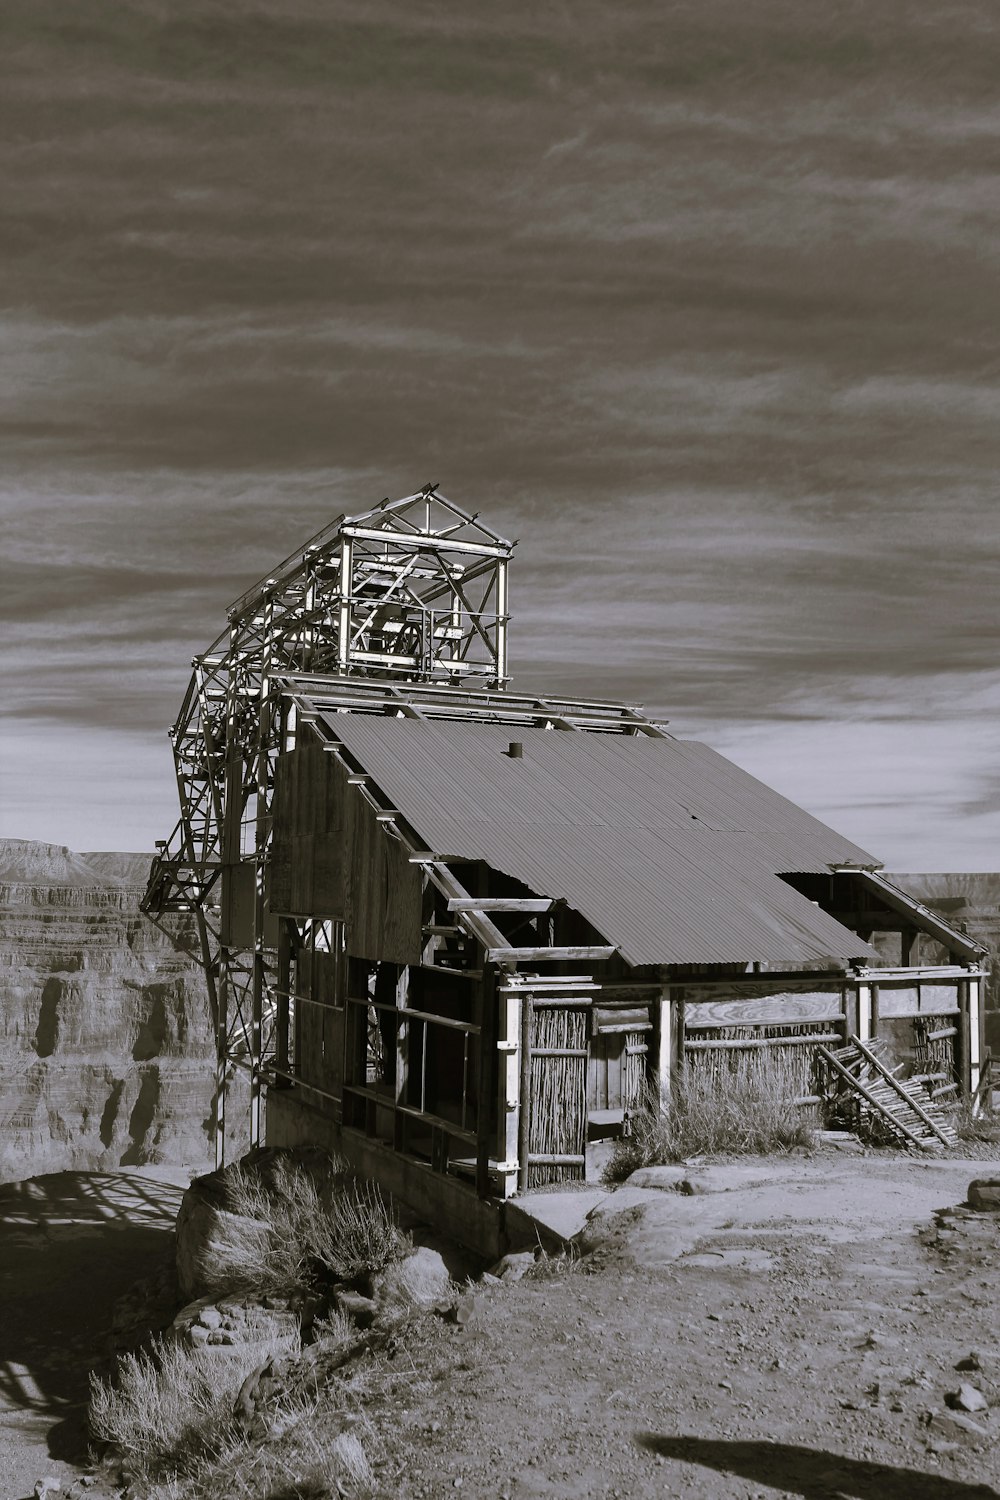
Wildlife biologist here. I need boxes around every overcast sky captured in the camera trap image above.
[3,2,999,869]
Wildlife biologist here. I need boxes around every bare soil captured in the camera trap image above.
[364,1155,1000,1499]
[2,1155,999,1500]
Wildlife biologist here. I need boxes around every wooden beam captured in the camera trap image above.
[448,898,554,913]
[488,944,616,965]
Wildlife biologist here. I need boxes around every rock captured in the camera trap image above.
[487,1251,536,1283]
[175,1174,264,1302]
[927,1411,990,1447]
[816,1131,864,1154]
[334,1290,378,1329]
[677,1177,711,1196]
[946,1383,988,1413]
[451,1290,481,1328]
[198,1305,223,1330]
[626,1165,688,1191]
[956,1353,983,1372]
[33,1480,61,1499]
[968,1179,1000,1211]
[371,1246,452,1310]
[171,1295,300,1361]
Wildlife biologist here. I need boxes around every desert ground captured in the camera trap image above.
[1,1150,998,1500]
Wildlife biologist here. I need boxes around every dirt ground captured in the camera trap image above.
[0,1166,198,1500]
[365,1154,1000,1499]
[1,1153,998,1500]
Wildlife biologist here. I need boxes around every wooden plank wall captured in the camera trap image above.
[270,738,423,966]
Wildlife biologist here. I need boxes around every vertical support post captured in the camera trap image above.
[215,974,228,1169]
[968,972,984,1104]
[517,990,533,1193]
[337,536,353,672]
[900,929,914,966]
[870,982,880,1043]
[275,919,291,1083]
[497,985,520,1199]
[856,981,872,1043]
[495,558,508,687]
[656,986,673,1099]
[476,963,496,1199]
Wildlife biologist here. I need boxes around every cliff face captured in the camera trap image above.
[887,873,1000,1051]
[0,839,215,1182]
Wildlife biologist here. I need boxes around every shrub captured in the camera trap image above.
[89,1338,262,1482]
[205,1154,410,1298]
[605,1050,815,1180]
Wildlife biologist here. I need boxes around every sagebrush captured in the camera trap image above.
[203,1153,410,1297]
[605,1049,815,1179]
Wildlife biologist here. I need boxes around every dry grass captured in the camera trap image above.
[605,1050,816,1181]
[203,1154,410,1298]
[89,1338,263,1481]
[952,1099,1000,1158]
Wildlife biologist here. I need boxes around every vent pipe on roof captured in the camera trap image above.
[506,741,523,758]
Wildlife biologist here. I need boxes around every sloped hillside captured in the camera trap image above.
[0,840,215,1181]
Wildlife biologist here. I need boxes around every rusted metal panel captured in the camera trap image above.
[321,715,878,969]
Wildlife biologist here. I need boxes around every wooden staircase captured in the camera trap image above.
[817,1035,959,1151]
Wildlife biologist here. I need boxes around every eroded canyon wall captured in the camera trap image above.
[890,872,1000,1052]
[0,839,216,1182]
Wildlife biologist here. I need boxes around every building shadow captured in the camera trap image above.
[0,1170,188,1469]
[635,1435,1000,1499]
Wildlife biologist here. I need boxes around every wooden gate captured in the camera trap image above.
[524,1000,588,1186]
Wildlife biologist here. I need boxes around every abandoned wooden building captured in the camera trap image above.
[144,489,989,1248]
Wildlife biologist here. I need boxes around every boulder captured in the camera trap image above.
[487,1251,537,1283]
[946,1383,988,1414]
[371,1246,452,1311]
[968,1179,1000,1211]
[626,1166,689,1191]
[175,1170,265,1301]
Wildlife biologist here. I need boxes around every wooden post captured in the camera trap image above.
[957,979,971,1101]
[476,964,496,1199]
[656,986,673,1099]
[518,991,534,1193]
[856,982,872,1043]
[968,973,984,1103]
[497,987,521,1199]
[870,982,880,1042]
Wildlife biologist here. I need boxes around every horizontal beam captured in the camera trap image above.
[341,525,511,559]
[448,898,554,913]
[487,944,617,965]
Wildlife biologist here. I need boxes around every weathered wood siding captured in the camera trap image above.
[270,740,422,966]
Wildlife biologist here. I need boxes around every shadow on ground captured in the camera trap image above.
[0,1170,186,1467]
[636,1435,1000,1499]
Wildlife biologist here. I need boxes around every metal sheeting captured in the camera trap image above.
[318,715,880,968]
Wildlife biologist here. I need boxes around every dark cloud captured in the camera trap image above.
[2,2,998,862]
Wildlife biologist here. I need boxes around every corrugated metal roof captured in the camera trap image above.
[318,715,880,968]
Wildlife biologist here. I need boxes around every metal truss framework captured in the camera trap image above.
[142,487,515,1163]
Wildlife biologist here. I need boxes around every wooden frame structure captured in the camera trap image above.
[142,488,514,1163]
[143,490,989,1216]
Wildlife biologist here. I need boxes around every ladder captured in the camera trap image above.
[817,1035,958,1151]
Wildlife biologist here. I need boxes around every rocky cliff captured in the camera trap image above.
[890,872,1000,1051]
[0,840,215,1182]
